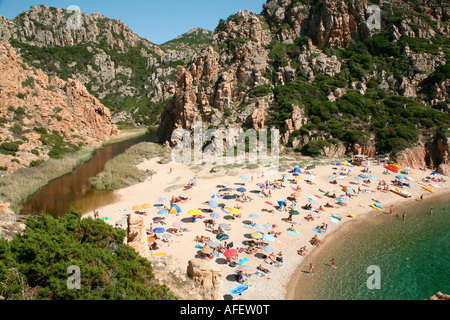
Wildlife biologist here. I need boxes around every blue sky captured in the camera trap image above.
[0,0,267,44]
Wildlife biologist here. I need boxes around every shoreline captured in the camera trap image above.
[284,190,450,300]
[82,155,449,300]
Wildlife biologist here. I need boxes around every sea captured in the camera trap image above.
[291,193,450,300]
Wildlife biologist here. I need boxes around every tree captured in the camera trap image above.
[0,210,177,300]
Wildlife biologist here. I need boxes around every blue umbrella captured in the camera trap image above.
[241,175,248,181]
[369,175,376,179]
[355,176,362,180]
[153,227,165,233]
[308,175,316,180]
[211,194,220,199]
[237,187,247,192]
[210,212,221,219]
[230,284,248,295]
[294,168,301,173]
[209,200,218,208]
[249,214,260,219]
[263,234,275,242]
[431,172,440,176]
[223,195,234,200]
[254,223,267,232]
[157,209,168,215]
[170,204,181,213]
[336,163,342,166]
[346,189,355,194]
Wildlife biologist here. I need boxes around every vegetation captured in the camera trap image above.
[89,142,171,191]
[0,210,177,300]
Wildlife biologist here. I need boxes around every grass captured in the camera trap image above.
[0,146,95,213]
[89,142,171,191]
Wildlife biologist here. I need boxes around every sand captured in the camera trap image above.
[83,156,450,300]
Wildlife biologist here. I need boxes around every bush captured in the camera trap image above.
[0,210,177,300]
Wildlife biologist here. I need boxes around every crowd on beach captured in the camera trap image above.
[91,159,447,298]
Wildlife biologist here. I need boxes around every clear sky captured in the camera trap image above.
[0,0,267,44]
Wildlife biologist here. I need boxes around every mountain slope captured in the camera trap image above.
[0,40,117,173]
[0,5,209,125]
[157,0,449,172]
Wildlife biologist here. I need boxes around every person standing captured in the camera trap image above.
[390,205,393,214]
[309,263,315,274]
[402,212,406,220]
[430,208,433,216]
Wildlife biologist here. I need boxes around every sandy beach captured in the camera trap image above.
[83,155,450,300]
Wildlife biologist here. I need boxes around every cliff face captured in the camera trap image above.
[0,41,117,173]
[157,0,449,170]
[0,5,213,124]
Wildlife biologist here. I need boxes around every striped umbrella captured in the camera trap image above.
[211,194,221,199]
[251,232,263,239]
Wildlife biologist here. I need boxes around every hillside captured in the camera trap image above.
[0,40,117,173]
[157,0,450,173]
[0,5,208,126]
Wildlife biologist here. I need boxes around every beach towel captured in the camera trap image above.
[237,258,249,265]
[329,216,341,223]
[313,228,323,234]
[265,201,274,206]
[153,252,166,256]
[314,195,322,199]
[195,245,204,249]
[287,230,300,236]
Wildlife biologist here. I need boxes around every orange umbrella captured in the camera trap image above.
[141,203,152,209]
[133,205,143,210]
[147,237,155,243]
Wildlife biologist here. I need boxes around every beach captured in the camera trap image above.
[83,155,450,300]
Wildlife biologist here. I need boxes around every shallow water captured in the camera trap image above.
[292,195,450,300]
[19,133,153,218]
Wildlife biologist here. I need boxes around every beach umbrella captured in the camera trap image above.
[263,234,275,242]
[431,172,440,176]
[241,175,248,181]
[405,176,414,181]
[189,209,203,216]
[289,210,300,216]
[405,167,412,171]
[277,200,285,207]
[211,194,221,199]
[147,237,156,243]
[153,227,165,234]
[223,249,238,258]
[201,246,213,254]
[254,223,267,232]
[132,205,143,210]
[158,196,168,202]
[293,173,299,177]
[209,200,219,208]
[172,221,184,228]
[230,208,241,214]
[217,233,229,241]
[230,284,248,295]
[311,212,320,219]
[257,183,266,188]
[210,212,221,219]
[237,187,247,192]
[262,245,275,253]
[115,219,127,225]
[169,204,182,214]
[336,163,342,166]
[346,189,355,194]
[359,174,369,178]
[219,223,230,229]
[249,214,260,219]
[220,188,231,192]
[308,175,316,180]
[161,233,172,239]
[251,232,263,239]
[207,241,220,248]
[141,203,152,209]
[237,265,256,273]
[369,175,376,179]
[157,209,168,216]
[223,195,234,200]
[294,168,301,173]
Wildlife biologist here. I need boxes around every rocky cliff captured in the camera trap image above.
[158,0,449,171]
[0,5,213,125]
[0,40,117,173]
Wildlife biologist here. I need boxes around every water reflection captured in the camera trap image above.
[20,133,152,218]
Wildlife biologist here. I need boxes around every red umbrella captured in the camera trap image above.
[223,249,238,258]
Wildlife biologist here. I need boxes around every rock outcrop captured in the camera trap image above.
[126,215,149,259]
[0,40,117,173]
[186,258,223,300]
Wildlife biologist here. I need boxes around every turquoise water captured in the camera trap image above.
[295,196,450,300]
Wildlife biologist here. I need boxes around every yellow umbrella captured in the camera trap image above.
[251,232,263,239]
[230,209,241,214]
[189,209,203,216]
[141,203,152,209]
[132,205,143,210]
